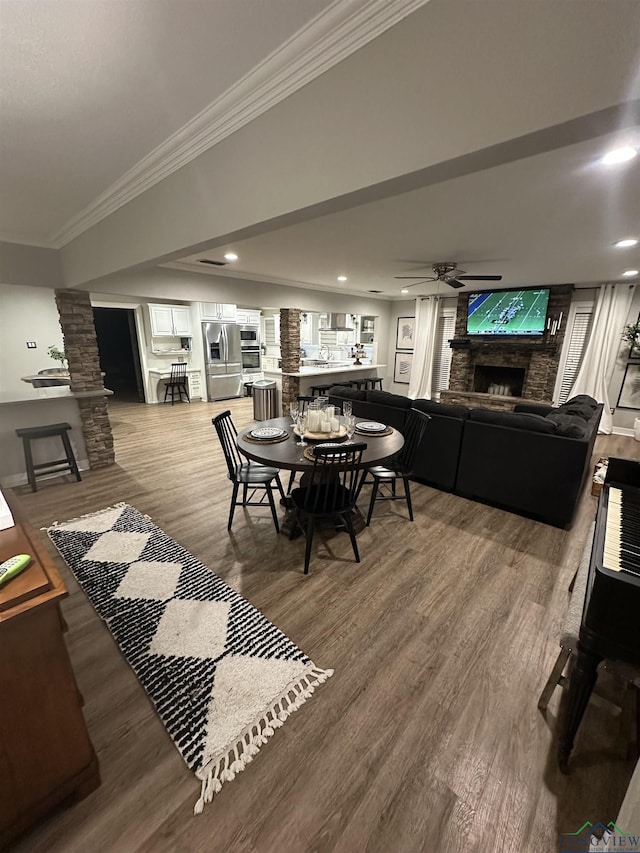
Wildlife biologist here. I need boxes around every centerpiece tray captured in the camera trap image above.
[294,424,348,441]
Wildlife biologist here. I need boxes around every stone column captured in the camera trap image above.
[55,290,115,469]
[280,308,301,415]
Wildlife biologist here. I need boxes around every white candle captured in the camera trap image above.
[330,416,339,432]
[307,410,319,431]
[321,419,332,432]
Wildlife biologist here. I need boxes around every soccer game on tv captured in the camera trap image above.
[466,288,550,336]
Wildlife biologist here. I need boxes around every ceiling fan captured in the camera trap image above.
[394,262,502,290]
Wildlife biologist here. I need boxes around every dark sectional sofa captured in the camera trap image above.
[328,386,603,528]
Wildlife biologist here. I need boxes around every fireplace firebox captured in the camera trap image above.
[473,365,525,397]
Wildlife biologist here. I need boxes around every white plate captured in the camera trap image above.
[357,421,386,432]
[250,427,286,439]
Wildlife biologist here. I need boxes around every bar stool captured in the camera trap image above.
[16,422,81,493]
[350,380,368,391]
[309,383,332,396]
[244,382,254,397]
[366,377,383,391]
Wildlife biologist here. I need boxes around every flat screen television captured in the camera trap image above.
[466,288,550,336]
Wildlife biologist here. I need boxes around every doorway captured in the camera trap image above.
[93,307,145,402]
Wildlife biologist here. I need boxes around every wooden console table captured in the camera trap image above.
[0,490,100,848]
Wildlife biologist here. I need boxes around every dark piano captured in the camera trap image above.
[557,456,640,772]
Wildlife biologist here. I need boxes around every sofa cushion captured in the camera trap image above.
[557,403,596,421]
[327,385,366,401]
[469,407,558,434]
[366,390,412,409]
[412,399,471,420]
[565,394,599,410]
[545,412,588,438]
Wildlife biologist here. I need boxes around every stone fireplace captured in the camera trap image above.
[440,284,573,410]
[474,365,525,397]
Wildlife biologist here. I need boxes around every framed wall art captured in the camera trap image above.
[396,317,415,350]
[394,351,413,384]
[617,363,640,409]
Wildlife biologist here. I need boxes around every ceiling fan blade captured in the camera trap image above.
[394,275,437,280]
[457,275,503,281]
[397,280,429,289]
[446,279,465,289]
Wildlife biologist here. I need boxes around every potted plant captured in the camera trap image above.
[47,345,68,369]
[622,322,640,357]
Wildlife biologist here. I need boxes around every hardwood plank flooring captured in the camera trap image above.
[7,397,640,852]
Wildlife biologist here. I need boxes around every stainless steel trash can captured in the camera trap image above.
[252,379,278,420]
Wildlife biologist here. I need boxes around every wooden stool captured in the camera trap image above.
[244,382,254,397]
[16,422,81,493]
[367,377,383,391]
[310,384,332,396]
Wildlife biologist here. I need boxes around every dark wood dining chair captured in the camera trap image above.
[164,363,190,405]
[362,408,431,525]
[289,441,367,574]
[212,411,285,533]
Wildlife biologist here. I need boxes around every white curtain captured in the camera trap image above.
[569,283,634,434]
[408,296,440,400]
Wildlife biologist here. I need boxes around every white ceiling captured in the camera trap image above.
[1,0,639,298]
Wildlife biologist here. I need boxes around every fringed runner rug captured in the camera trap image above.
[47,503,333,814]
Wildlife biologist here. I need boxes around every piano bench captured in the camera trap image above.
[538,526,640,758]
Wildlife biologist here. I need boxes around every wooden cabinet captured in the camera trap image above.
[149,304,193,337]
[0,491,99,848]
[236,308,261,325]
[188,370,203,399]
[199,302,237,322]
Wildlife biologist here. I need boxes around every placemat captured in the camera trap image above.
[242,431,290,445]
[355,426,393,437]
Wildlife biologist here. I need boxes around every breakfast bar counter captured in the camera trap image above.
[0,386,113,488]
[263,364,386,408]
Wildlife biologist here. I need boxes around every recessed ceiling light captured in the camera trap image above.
[400,288,409,294]
[615,238,639,248]
[622,269,639,277]
[601,146,638,165]
[337,275,347,282]
[224,252,238,261]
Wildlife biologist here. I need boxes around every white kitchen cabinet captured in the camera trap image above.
[236,309,261,325]
[188,370,203,399]
[263,315,280,347]
[149,304,193,337]
[199,302,237,322]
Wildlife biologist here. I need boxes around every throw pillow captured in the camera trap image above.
[557,403,596,421]
[565,394,598,410]
[546,412,588,438]
[469,408,557,434]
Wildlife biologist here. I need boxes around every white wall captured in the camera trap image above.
[609,284,640,431]
[0,284,65,395]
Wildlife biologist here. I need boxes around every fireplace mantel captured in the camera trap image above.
[449,338,558,353]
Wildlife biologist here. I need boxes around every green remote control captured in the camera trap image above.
[0,554,31,586]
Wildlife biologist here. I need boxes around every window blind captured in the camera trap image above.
[557,310,593,404]
[431,310,456,398]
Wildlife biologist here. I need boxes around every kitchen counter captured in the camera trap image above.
[0,386,113,406]
[281,363,386,378]
[0,386,113,488]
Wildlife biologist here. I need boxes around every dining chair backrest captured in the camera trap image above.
[395,408,431,473]
[170,362,188,382]
[301,442,367,514]
[296,395,316,413]
[212,410,243,478]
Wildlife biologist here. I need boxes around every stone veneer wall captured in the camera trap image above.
[55,289,115,469]
[446,284,573,402]
[280,308,301,415]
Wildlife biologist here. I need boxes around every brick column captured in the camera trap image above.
[55,290,115,469]
[280,308,301,415]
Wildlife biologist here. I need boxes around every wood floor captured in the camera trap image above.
[8,398,640,853]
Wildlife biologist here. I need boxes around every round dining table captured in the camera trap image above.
[236,416,405,471]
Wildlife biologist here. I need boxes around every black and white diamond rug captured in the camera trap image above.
[47,503,333,814]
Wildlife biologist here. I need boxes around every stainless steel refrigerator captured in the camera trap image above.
[202,322,243,401]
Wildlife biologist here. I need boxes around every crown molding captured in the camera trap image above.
[0,232,57,249]
[52,0,431,249]
[161,261,392,301]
